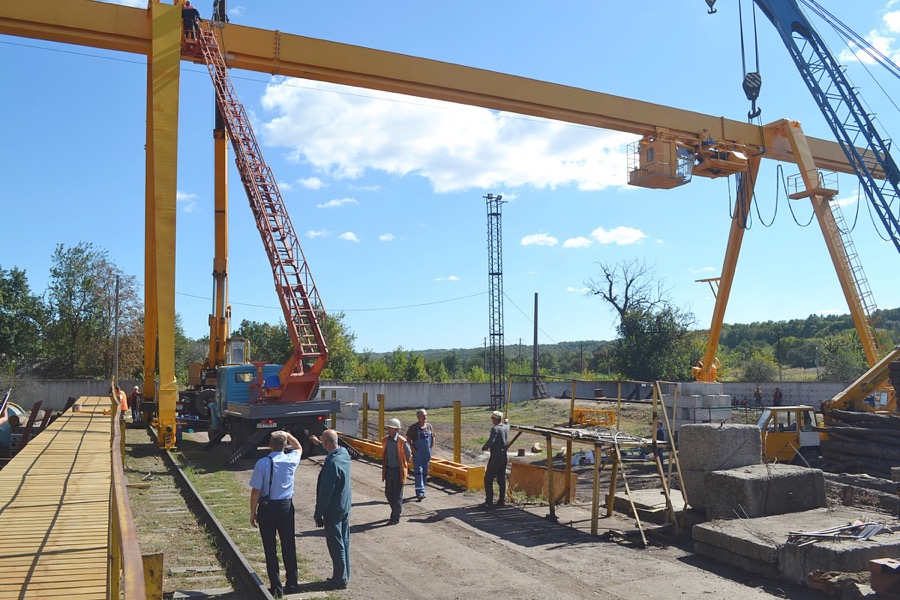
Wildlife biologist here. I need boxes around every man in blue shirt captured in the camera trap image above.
[313,429,352,590]
[250,430,302,598]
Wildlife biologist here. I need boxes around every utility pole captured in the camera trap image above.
[485,193,506,410]
[532,293,539,399]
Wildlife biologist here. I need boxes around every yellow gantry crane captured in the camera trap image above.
[0,0,887,436]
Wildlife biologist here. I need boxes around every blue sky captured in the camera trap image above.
[2,0,900,353]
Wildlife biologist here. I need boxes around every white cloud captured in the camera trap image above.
[298,177,324,190]
[259,80,635,193]
[279,180,294,192]
[176,190,199,213]
[589,226,646,245]
[350,184,382,192]
[317,197,358,209]
[379,233,395,242]
[229,5,245,17]
[834,193,859,208]
[435,275,460,282]
[307,229,331,238]
[566,286,589,293]
[691,266,716,275]
[520,233,559,247]
[563,236,593,249]
[338,232,360,242]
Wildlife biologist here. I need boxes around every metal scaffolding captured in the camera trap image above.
[485,193,506,411]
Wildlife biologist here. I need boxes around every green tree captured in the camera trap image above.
[44,242,142,379]
[174,314,205,384]
[0,266,48,373]
[588,259,694,381]
[232,319,292,364]
[465,364,489,383]
[740,350,779,383]
[820,331,868,382]
[322,312,358,381]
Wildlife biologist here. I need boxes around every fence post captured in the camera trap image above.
[361,392,369,440]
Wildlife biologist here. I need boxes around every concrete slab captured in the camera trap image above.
[704,464,826,519]
[679,423,762,511]
[694,506,900,584]
[612,488,689,524]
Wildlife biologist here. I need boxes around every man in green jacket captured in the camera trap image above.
[314,429,352,590]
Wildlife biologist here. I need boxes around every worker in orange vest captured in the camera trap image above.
[381,418,411,525]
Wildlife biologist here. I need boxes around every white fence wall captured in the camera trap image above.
[7,378,852,413]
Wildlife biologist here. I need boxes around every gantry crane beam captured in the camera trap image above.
[0,0,869,176]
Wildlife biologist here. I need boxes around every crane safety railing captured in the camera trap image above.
[191,23,328,376]
[109,400,146,599]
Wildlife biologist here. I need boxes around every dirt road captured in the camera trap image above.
[249,449,824,600]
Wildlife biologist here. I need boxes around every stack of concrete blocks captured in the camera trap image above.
[680,423,826,519]
[662,381,732,443]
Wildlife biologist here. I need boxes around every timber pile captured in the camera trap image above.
[819,410,900,479]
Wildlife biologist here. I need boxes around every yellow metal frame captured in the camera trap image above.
[339,434,485,491]
[1,0,889,400]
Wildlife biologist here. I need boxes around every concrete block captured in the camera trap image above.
[694,507,900,585]
[678,424,761,471]
[705,464,826,520]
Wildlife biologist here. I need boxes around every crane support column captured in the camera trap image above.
[776,120,882,365]
[148,1,182,448]
[693,155,762,381]
[209,103,230,369]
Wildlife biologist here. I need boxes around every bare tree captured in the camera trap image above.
[585,258,670,318]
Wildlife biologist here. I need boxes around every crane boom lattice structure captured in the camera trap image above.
[485,194,506,411]
[191,25,328,402]
[754,0,900,253]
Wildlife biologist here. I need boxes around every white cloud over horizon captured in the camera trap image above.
[521,233,559,247]
[563,236,593,249]
[589,226,646,245]
[298,177,324,190]
[435,275,460,282]
[338,232,360,242]
[177,190,199,213]
[306,229,331,238]
[379,233,396,241]
[259,79,635,193]
[317,197,359,209]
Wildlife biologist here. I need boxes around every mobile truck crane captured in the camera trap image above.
[687,0,900,387]
[179,19,339,464]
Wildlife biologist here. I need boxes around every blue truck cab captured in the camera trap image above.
[212,364,341,461]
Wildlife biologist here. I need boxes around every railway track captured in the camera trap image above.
[128,426,273,599]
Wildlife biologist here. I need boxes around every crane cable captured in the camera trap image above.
[776,164,816,228]
[738,0,763,120]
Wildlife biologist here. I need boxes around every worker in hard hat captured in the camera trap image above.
[381,418,411,525]
[481,410,510,509]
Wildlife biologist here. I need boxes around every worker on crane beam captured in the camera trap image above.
[182,1,201,40]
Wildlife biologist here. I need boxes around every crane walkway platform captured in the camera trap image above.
[0,396,113,599]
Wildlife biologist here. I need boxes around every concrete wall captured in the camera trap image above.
[5,379,144,412]
[8,378,850,414]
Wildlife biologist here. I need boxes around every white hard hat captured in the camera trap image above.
[387,418,401,429]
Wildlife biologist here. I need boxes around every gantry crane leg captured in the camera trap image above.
[147,2,182,449]
[693,155,762,382]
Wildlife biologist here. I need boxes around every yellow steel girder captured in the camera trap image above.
[0,0,866,175]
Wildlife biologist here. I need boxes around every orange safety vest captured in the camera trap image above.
[381,434,409,482]
[117,390,128,413]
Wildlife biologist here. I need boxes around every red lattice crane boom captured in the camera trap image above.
[189,25,328,403]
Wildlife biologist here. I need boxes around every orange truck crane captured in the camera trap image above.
[182,19,336,464]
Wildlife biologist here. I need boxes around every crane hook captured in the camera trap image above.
[706,0,717,14]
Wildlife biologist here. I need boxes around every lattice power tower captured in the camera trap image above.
[485,193,506,410]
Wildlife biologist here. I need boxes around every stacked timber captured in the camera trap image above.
[819,410,900,479]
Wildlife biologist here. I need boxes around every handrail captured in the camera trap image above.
[109,403,146,599]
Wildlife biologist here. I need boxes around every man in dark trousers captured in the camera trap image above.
[249,430,302,598]
[313,429,352,590]
[381,418,411,525]
[182,0,201,39]
[481,410,510,509]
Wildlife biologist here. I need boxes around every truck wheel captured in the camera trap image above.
[195,389,215,418]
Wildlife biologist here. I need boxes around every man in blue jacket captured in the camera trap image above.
[313,429,352,590]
